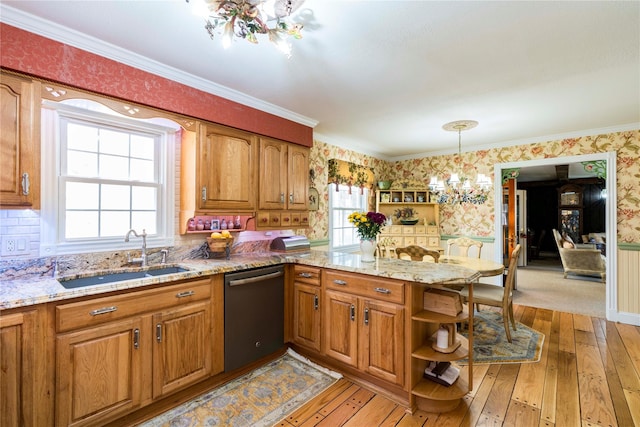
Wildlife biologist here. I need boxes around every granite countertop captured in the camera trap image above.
[0,250,480,310]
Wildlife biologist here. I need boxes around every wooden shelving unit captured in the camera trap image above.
[375,189,441,251]
[409,284,474,413]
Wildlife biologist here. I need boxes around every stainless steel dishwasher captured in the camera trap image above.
[224,265,285,372]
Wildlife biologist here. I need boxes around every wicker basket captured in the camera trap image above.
[206,236,234,253]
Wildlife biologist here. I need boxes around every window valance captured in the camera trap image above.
[327,159,375,190]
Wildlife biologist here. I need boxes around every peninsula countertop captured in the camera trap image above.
[0,250,480,310]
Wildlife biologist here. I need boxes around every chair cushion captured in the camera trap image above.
[460,282,505,305]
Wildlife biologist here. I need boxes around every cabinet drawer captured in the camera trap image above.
[56,278,212,332]
[428,237,440,247]
[404,236,416,245]
[414,226,426,234]
[292,265,321,286]
[402,227,415,235]
[324,270,404,304]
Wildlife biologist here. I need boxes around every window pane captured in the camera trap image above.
[65,211,99,239]
[67,123,98,151]
[132,211,157,234]
[130,158,155,182]
[130,135,155,160]
[67,151,98,176]
[101,211,131,237]
[99,129,130,156]
[132,186,157,210]
[66,182,99,209]
[99,154,129,180]
[102,184,131,210]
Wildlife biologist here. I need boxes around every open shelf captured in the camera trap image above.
[412,375,469,400]
[412,335,469,362]
[412,309,468,324]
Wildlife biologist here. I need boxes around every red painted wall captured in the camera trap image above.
[0,23,313,147]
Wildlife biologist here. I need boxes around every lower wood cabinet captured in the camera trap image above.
[0,305,52,427]
[55,277,222,427]
[290,265,322,352]
[323,270,405,387]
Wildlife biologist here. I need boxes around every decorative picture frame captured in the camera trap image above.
[210,219,220,230]
[309,187,319,211]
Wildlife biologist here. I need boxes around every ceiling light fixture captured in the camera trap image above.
[429,120,491,205]
[187,0,305,57]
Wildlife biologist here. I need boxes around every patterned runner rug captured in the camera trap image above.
[459,310,545,364]
[141,349,341,427]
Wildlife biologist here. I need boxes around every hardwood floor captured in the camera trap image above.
[274,305,640,427]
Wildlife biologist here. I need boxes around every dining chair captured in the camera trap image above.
[459,244,521,343]
[395,245,440,263]
[446,237,483,258]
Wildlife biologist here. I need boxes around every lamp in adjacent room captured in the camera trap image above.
[429,120,491,205]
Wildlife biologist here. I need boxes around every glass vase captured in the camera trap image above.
[359,239,377,262]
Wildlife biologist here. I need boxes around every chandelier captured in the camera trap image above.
[187,0,305,57]
[429,120,491,205]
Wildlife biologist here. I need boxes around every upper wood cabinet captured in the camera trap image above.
[0,72,41,209]
[198,123,258,211]
[258,137,309,211]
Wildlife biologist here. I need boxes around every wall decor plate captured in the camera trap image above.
[309,187,319,211]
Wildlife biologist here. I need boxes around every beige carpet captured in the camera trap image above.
[514,255,605,318]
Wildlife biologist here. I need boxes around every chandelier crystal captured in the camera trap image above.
[188,0,305,56]
[429,120,491,205]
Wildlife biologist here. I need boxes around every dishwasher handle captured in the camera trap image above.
[228,270,284,287]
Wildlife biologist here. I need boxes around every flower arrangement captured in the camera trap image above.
[394,207,417,220]
[348,211,387,240]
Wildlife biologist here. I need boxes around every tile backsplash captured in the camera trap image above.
[0,209,41,259]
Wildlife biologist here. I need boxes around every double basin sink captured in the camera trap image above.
[58,265,191,289]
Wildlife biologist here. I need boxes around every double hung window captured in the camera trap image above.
[328,183,368,251]
[41,100,176,255]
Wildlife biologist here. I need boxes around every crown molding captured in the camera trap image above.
[0,5,318,128]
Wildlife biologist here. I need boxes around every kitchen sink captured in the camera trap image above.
[58,266,191,289]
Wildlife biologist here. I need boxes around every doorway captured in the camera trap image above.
[494,152,617,320]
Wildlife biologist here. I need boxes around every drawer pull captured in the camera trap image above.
[314,294,319,310]
[133,328,140,349]
[89,306,117,316]
[364,307,369,325]
[333,279,347,286]
[350,304,355,321]
[298,272,313,278]
[374,287,391,294]
[176,290,195,298]
[156,324,162,343]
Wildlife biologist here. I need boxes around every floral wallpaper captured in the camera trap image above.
[308,130,639,244]
[306,141,392,241]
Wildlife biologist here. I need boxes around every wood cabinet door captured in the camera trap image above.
[292,282,321,351]
[0,73,40,209]
[0,309,45,427]
[323,290,358,367]
[359,299,404,386]
[198,123,257,211]
[287,144,309,210]
[152,301,212,399]
[258,137,288,210]
[56,318,142,427]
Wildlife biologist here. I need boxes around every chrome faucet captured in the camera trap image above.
[124,229,147,267]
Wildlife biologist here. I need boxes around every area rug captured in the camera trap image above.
[140,349,341,427]
[459,311,544,365]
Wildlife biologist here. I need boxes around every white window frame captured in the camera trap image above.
[328,183,369,251]
[40,100,176,256]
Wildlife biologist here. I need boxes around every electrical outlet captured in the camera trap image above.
[1,235,30,256]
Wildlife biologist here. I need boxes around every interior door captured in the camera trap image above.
[502,178,517,266]
[517,189,527,266]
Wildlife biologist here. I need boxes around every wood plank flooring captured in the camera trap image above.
[274,305,640,427]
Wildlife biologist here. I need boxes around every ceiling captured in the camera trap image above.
[1,1,639,164]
